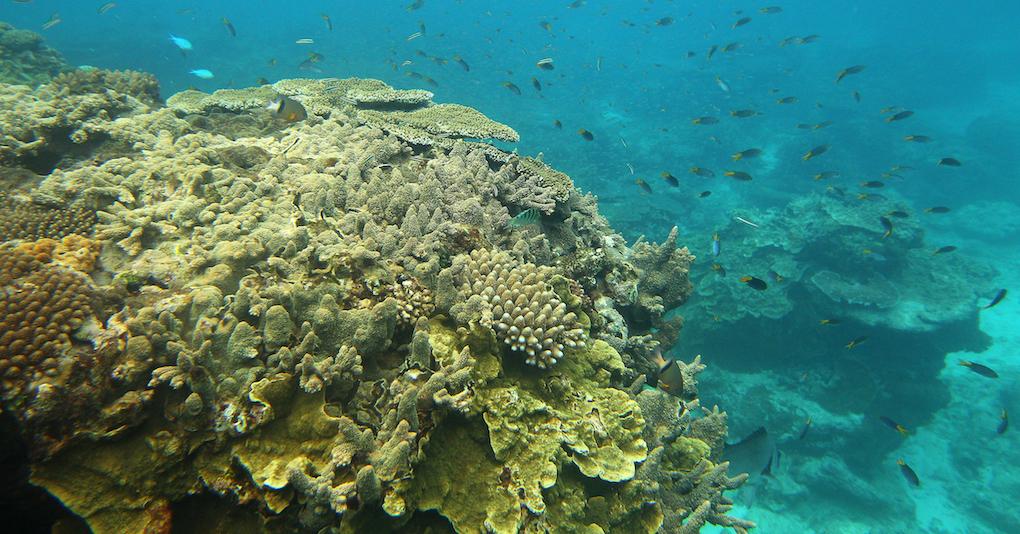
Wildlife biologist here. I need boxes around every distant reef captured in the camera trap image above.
[0,22,751,534]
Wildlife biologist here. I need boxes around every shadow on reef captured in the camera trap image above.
[0,22,753,534]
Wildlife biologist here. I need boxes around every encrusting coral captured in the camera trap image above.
[0,29,749,532]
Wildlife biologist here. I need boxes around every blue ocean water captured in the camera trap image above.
[3,1,1019,532]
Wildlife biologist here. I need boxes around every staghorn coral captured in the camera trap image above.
[447,248,588,368]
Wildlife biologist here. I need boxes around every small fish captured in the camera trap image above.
[798,417,812,440]
[760,6,783,14]
[725,171,752,181]
[925,206,951,214]
[267,95,307,122]
[406,31,423,41]
[877,216,893,238]
[553,119,562,129]
[531,77,542,92]
[692,116,719,125]
[819,319,841,325]
[655,358,685,396]
[732,148,762,161]
[722,42,741,52]
[732,17,752,28]
[904,134,932,143]
[802,144,829,161]
[845,335,868,350]
[256,77,269,85]
[690,167,715,177]
[169,34,193,50]
[508,208,541,228]
[776,96,798,104]
[983,289,1007,310]
[699,190,712,198]
[799,34,821,44]
[711,233,721,257]
[635,178,652,194]
[933,245,957,255]
[578,128,594,141]
[321,13,333,31]
[42,12,61,30]
[959,360,998,378]
[295,38,315,45]
[707,45,718,60]
[454,55,470,71]
[767,270,784,283]
[406,0,424,10]
[734,216,759,228]
[715,76,731,93]
[536,58,555,70]
[886,210,909,218]
[656,17,674,27]
[853,90,861,103]
[502,82,522,95]
[189,69,214,79]
[711,263,726,276]
[861,180,885,188]
[886,110,914,122]
[897,459,920,487]
[814,171,840,181]
[938,157,962,167]
[218,17,237,37]
[661,172,679,187]
[998,409,1009,435]
[740,276,767,291]
[539,21,552,31]
[813,120,834,129]
[880,416,909,435]
[97,2,117,15]
[730,109,760,118]
[835,65,866,83]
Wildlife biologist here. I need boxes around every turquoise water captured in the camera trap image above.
[4,1,1020,532]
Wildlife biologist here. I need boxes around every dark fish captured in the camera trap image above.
[692,116,719,125]
[898,459,920,486]
[904,134,932,143]
[760,6,783,14]
[733,16,752,28]
[845,335,868,350]
[861,180,885,188]
[732,148,762,160]
[406,0,424,11]
[690,166,715,177]
[798,417,812,440]
[887,210,909,218]
[938,157,962,166]
[725,170,752,181]
[502,82,521,95]
[799,34,820,44]
[740,276,767,290]
[707,45,718,60]
[722,427,779,479]
[880,416,909,435]
[886,110,914,122]
[802,144,829,161]
[813,120,834,129]
[220,17,236,37]
[531,77,542,92]
[925,206,950,214]
[722,42,741,52]
[999,409,1009,435]
[635,178,652,193]
[711,263,726,276]
[656,358,684,396]
[730,109,760,118]
[853,90,861,102]
[776,96,798,104]
[699,190,712,198]
[661,172,679,187]
[255,77,269,85]
[567,0,585,7]
[508,208,541,228]
[933,245,957,255]
[959,360,998,378]
[578,128,594,141]
[453,54,470,71]
[656,17,674,26]
[321,13,333,31]
[553,119,562,129]
[835,65,866,83]
[819,319,841,325]
[983,289,1007,309]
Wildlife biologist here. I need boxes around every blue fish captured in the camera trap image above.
[712,233,720,257]
[169,34,193,51]
[189,69,214,79]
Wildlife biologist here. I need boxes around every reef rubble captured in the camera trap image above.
[0,48,751,534]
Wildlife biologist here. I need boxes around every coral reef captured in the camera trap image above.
[0,21,69,86]
[0,193,96,241]
[0,57,746,533]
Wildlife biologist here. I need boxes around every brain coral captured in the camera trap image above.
[449,248,587,368]
[0,245,94,398]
